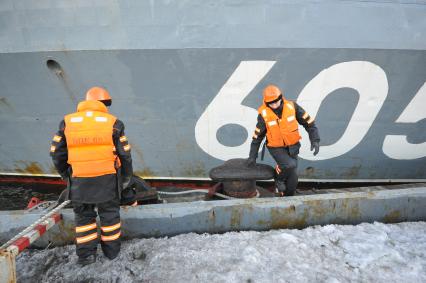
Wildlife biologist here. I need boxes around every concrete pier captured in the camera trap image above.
[1,184,425,248]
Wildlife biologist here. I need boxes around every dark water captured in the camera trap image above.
[0,184,64,210]
[1,180,405,211]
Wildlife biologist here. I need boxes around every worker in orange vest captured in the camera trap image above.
[247,85,320,196]
[50,87,133,266]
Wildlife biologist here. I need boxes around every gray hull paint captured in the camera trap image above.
[0,1,425,180]
[0,49,425,180]
[1,0,425,52]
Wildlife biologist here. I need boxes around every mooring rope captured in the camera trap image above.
[157,189,260,199]
[25,201,58,213]
[0,200,71,250]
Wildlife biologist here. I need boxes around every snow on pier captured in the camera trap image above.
[16,221,426,283]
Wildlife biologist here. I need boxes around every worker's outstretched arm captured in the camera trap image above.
[295,102,320,155]
[247,114,267,165]
[50,120,70,179]
[113,119,134,189]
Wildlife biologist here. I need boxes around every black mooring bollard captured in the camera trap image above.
[209,158,275,198]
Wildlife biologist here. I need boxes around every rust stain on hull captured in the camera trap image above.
[131,144,146,166]
[14,161,44,175]
[181,161,206,177]
[344,165,362,178]
[47,59,78,104]
[134,168,155,178]
[130,134,153,179]
[49,164,58,174]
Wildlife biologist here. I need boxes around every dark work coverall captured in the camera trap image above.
[50,118,133,260]
[249,101,320,196]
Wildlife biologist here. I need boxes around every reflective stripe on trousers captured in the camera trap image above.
[73,198,121,259]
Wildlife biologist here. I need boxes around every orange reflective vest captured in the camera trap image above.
[258,100,301,147]
[64,100,118,177]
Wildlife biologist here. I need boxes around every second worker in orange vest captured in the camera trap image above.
[50,87,133,266]
[247,85,320,196]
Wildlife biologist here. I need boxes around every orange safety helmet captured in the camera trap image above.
[263,85,282,103]
[86,87,112,104]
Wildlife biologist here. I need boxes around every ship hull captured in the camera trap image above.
[0,1,425,181]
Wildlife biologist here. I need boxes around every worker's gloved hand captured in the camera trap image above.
[310,141,320,156]
[120,187,137,206]
[59,167,70,180]
[246,157,256,167]
[122,175,133,190]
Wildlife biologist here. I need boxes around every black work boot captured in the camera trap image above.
[77,255,96,266]
[105,252,119,261]
[275,180,286,197]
